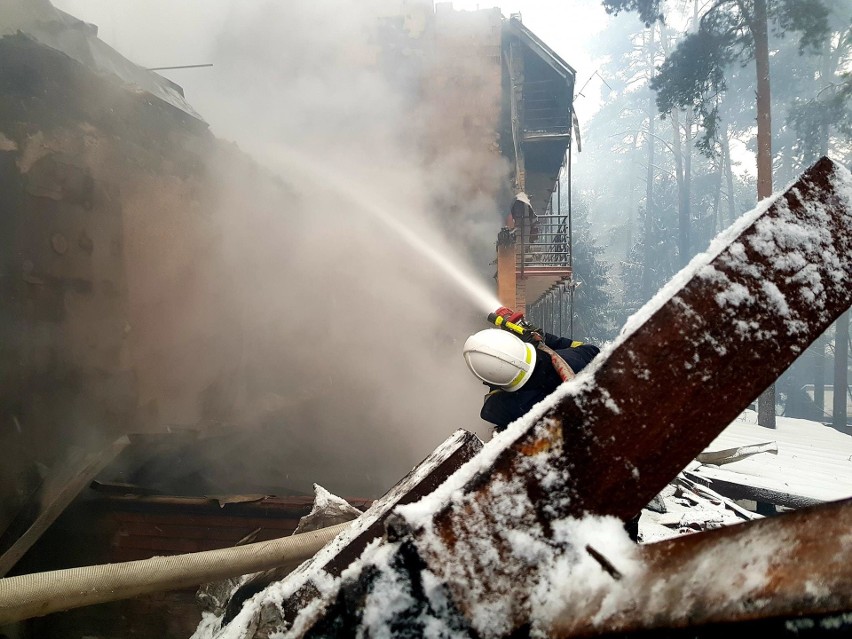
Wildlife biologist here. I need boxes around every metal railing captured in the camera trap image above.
[526,281,572,337]
[515,212,570,269]
[521,157,574,337]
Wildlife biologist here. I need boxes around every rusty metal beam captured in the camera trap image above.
[549,498,852,637]
[551,155,852,520]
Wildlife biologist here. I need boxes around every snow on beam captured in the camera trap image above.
[549,498,852,636]
[245,156,852,639]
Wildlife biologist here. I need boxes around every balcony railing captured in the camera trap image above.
[515,211,570,271]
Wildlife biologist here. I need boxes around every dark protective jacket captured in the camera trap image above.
[480,333,600,431]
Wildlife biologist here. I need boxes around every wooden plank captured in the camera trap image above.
[282,157,852,638]
[0,436,130,577]
[548,498,852,636]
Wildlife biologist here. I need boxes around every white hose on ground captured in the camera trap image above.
[0,521,351,625]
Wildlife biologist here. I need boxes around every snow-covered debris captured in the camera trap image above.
[213,157,852,639]
[688,410,852,507]
[194,485,362,622]
[192,430,482,639]
[638,474,759,544]
[293,484,364,535]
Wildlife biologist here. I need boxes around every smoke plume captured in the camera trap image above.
[150,0,508,495]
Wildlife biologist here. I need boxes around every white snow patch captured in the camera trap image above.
[359,547,418,639]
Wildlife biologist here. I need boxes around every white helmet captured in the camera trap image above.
[462,329,537,392]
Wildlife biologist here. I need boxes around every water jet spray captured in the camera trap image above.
[266,147,502,313]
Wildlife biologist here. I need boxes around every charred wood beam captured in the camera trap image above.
[672,474,761,521]
[549,498,852,637]
[683,469,824,510]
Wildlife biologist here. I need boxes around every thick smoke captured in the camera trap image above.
[2,0,512,499]
[160,1,508,495]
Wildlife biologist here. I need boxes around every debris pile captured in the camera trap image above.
[203,158,852,638]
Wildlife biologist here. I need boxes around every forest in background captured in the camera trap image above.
[560,0,851,425]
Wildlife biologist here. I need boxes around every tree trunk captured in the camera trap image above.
[833,311,849,431]
[683,111,693,257]
[722,121,736,228]
[754,0,772,201]
[712,154,723,234]
[814,334,826,419]
[819,37,849,432]
[642,26,656,299]
[627,132,641,256]
[670,109,688,266]
[753,0,776,429]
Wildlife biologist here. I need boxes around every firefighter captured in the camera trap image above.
[462,307,600,433]
[462,307,641,542]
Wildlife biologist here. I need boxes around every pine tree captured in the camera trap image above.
[569,199,616,343]
[602,0,830,429]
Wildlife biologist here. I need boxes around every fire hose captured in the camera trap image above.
[0,521,350,625]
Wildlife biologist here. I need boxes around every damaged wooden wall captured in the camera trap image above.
[0,32,298,566]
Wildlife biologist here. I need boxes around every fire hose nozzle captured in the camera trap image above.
[486,312,541,343]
